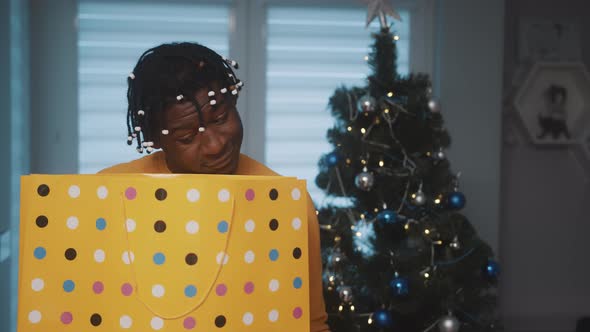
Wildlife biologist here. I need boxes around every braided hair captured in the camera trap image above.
[126,42,243,153]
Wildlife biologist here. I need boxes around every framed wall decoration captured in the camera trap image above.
[513,62,590,146]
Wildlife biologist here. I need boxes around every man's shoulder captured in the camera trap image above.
[238,154,280,176]
[97,152,165,174]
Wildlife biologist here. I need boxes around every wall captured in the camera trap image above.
[436,0,505,252]
[501,0,590,331]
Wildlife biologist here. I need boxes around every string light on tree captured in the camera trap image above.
[438,315,461,332]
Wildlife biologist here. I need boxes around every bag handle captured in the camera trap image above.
[119,190,235,319]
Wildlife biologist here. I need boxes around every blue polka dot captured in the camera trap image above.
[63,280,75,292]
[96,218,107,230]
[33,247,46,259]
[153,252,166,265]
[269,249,279,261]
[217,221,228,233]
[293,277,302,289]
[184,285,197,298]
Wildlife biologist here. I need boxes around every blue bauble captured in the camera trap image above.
[325,152,339,167]
[484,259,500,279]
[447,191,466,210]
[373,309,393,328]
[377,209,397,225]
[389,277,409,296]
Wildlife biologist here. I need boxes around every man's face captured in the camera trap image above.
[155,86,243,174]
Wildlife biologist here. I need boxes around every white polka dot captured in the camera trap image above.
[269,279,280,292]
[186,189,200,202]
[244,250,255,263]
[28,310,41,324]
[242,312,254,326]
[291,217,302,230]
[244,219,255,232]
[66,216,79,230]
[218,189,230,202]
[186,220,199,234]
[150,317,164,330]
[268,309,279,322]
[97,186,108,199]
[120,315,133,329]
[122,251,135,265]
[31,278,44,292]
[68,185,80,198]
[216,252,229,265]
[126,219,136,233]
[152,284,165,298]
[291,188,302,200]
[94,249,105,263]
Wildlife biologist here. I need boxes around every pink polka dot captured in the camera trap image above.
[93,281,104,294]
[61,312,73,324]
[121,283,133,296]
[216,284,227,296]
[245,189,255,201]
[293,307,303,319]
[244,281,254,294]
[125,187,137,200]
[183,317,196,329]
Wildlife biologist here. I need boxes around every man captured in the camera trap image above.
[99,42,330,332]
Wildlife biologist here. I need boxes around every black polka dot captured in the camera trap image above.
[269,219,279,231]
[155,188,167,201]
[185,253,198,265]
[215,315,226,328]
[37,184,50,197]
[64,248,77,260]
[154,220,166,233]
[36,215,48,228]
[90,313,102,326]
[269,189,279,200]
[293,247,302,259]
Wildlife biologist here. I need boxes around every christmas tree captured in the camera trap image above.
[315,2,501,332]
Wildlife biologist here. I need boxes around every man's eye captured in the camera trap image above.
[177,134,195,144]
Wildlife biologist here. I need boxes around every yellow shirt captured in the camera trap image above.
[99,151,330,332]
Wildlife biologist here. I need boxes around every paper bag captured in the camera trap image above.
[18,174,309,331]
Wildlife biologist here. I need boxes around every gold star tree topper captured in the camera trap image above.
[363,0,402,29]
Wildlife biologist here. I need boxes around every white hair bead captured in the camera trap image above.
[210,100,217,105]
[127,136,133,141]
[237,81,244,87]
[147,147,154,153]
[176,94,184,101]
[220,88,227,94]
[137,110,145,116]
[134,126,141,132]
[208,91,215,97]
[142,142,148,147]
[231,89,238,95]
[136,147,144,153]
[147,142,154,147]
[161,129,169,135]
[198,127,206,132]
[128,73,135,80]
[132,133,137,137]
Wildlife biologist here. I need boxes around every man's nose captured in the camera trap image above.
[200,129,225,157]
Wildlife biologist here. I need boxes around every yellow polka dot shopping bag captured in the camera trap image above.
[19,174,309,332]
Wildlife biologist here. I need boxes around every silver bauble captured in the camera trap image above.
[413,190,427,206]
[435,148,446,160]
[338,286,354,303]
[354,170,375,191]
[357,94,378,113]
[450,236,461,250]
[438,315,460,332]
[428,99,441,113]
